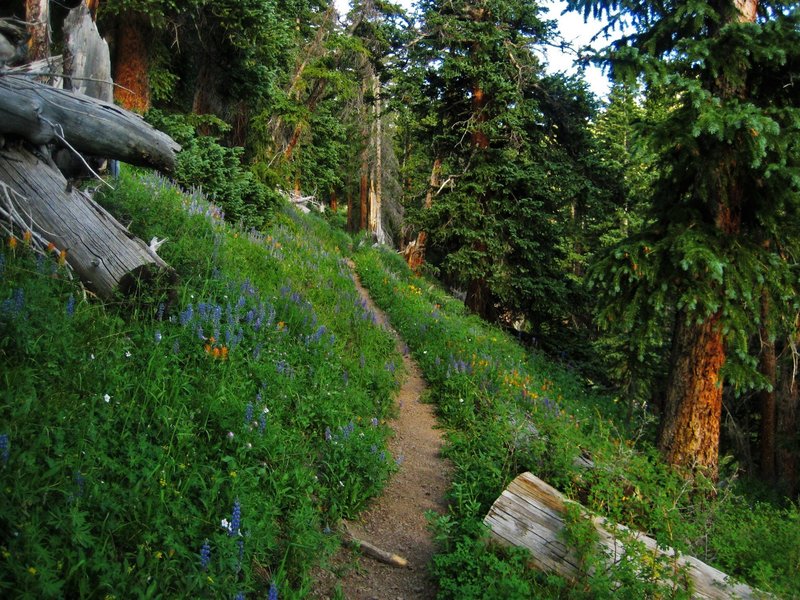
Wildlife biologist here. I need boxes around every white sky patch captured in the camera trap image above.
[333,0,617,98]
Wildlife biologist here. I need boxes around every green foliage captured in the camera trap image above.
[0,170,401,597]
[146,110,281,227]
[353,244,800,598]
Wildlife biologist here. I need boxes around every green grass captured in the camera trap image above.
[353,245,800,599]
[0,170,400,598]
[2,170,798,599]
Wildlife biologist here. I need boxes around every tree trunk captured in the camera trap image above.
[658,314,725,479]
[0,75,179,173]
[63,3,112,102]
[777,333,799,497]
[758,291,777,482]
[368,74,385,244]
[403,157,440,272]
[25,0,50,63]
[113,12,150,113]
[0,146,174,300]
[330,190,338,212]
[346,190,353,231]
[359,173,368,231]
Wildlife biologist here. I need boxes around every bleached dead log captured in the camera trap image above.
[0,145,175,299]
[0,74,179,172]
[341,523,409,568]
[484,472,761,599]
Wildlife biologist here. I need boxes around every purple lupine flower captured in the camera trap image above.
[324,427,332,442]
[66,295,75,317]
[268,582,278,600]
[259,410,267,435]
[370,417,378,427]
[197,325,205,340]
[173,340,180,354]
[234,593,245,600]
[154,331,162,344]
[230,499,241,536]
[200,540,211,570]
[179,304,193,325]
[244,403,254,427]
[342,422,355,439]
[157,303,165,321]
[253,343,262,360]
[0,434,9,465]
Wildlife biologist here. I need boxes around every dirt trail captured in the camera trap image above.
[313,265,451,599]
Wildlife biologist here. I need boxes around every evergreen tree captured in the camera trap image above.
[407,0,607,337]
[578,0,800,478]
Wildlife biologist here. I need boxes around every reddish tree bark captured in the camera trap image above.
[26,0,50,62]
[113,13,150,113]
[404,157,441,272]
[656,0,757,479]
[658,314,725,478]
[330,190,338,212]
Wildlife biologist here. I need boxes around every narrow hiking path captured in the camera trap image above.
[313,263,452,599]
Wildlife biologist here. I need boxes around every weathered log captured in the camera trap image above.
[484,472,761,599]
[0,145,174,299]
[0,74,179,172]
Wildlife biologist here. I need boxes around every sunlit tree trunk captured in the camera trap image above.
[657,0,757,479]
[113,13,150,113]
[26,0,50,62]
[658,314,725,478]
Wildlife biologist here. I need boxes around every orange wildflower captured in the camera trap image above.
[212,347,221,359]
[58,249,67,265]
[8,236,17,250]
[220,346,229,360]
[204,344,211,354]
[23,231,32,244]
[47,242,56,253]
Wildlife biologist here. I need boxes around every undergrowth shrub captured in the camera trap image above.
[146,110,281,227]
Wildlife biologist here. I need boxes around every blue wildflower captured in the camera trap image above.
[268,582,278,600]
[157,303,165,320]
[234,593,245,600]
[259,410,267,435]
[230,499,241,536]
[197,325,205,340]
[173,340,180,354]
[0,434,9,465]
[65,295,75,317]
[179,304,193,326]
[370,417,378,427]
[154,331,162,344]
[200,540,211,570]
[324,427,332,442]
[244,402,254,427]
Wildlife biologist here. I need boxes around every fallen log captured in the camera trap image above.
[0,74,179,172]
[484,472,761,599]
[0,145,175,299]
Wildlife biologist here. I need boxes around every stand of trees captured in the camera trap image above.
[2,0,798,495]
